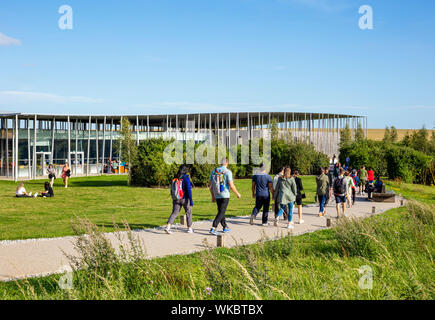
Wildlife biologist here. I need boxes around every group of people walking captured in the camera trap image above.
[164,156,383,235]
[164,158,307,235]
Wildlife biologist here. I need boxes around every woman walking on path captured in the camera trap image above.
[273,167,288,220]
[316,168,330,216]
[47,164,56,188]
[61,162,71,188]
[165,164,194,234]
[344,171,355,208]
[293,170,305,224]
[275,167,297,229]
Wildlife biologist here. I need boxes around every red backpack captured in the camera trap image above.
[170,178,184,200]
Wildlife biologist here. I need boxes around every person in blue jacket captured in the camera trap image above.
[165,164,194,234]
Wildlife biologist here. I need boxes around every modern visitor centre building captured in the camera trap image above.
[0,112,367,181]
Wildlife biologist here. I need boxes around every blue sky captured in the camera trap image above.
[0,0,434,129]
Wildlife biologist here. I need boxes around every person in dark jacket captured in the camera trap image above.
[165,165,194,234]
[293,170,305,224]
[40,181,54,198]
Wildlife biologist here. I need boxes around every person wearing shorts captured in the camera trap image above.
[333,168,347,218]
[358,165,368,195]
[208,157,241,236]
[293,170,305,224]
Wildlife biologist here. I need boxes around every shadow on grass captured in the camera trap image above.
[69,179,128,188]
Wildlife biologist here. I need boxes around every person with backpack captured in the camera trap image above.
[208,157,241,236]
[250,163,273,226]
[165,164,194,234]
[316,167,330,216]
[358,165,368,195]
[333,168,347,218]
[274,167,297,229]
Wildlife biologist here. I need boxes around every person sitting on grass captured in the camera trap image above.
[16,182,37,198]
[40,181,54,198]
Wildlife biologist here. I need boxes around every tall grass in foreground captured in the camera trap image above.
[1,201,434,300]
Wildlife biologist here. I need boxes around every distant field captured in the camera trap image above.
[367,128,435,141]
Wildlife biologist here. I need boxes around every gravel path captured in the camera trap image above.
[0,196,403,282]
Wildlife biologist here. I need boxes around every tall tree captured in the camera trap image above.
[340,123,352,148]
[116,117,138,184]
[390,126,398,143]
[383,126,391,143]
[355,121,365,142]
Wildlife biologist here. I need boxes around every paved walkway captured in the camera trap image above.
[0,196,403,282]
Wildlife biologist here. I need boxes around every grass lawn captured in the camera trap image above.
[0,180,433,300]
[0,175,317,241]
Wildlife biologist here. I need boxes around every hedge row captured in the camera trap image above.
[130,138,329,187]
[339,140,434,184]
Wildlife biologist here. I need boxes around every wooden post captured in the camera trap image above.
[217,234,225,247]
[400,199,404,206]
[372,206,376,214]
[180,215,187,226]
[326,217,332,227]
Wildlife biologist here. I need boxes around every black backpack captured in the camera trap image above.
[333,176,346,195]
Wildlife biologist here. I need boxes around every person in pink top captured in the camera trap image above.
[367,167,375,183]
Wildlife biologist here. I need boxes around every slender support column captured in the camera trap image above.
[75,118,78,175]
[209,113,212,145]
[33,115,37,179]
[119,117,123,174]
[6,119,9,178]
[147,115,150,140]
[67,116,71,168]
[247,112,250,141]
[110,118,113,161]
[14,115,18,181]
[51,118,55,165]
[236,112,239,145]
[96,119,99,174]
[216,113,219,144]
[87,116,91,176]
[136,115,140,145]
[102,116,106,173]
[27,118,31,178]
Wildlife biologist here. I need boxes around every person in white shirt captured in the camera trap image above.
[16,183,37,198]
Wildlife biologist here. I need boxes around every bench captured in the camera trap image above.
[372,184,396,203]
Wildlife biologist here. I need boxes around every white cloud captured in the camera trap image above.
[0,91,106,104]
[0,32,21,46]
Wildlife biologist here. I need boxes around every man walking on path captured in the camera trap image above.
[333,168,347,218]
[250,164,274,226]
[316,168,330,216]
[208,157,241,235]
[358,165,368,195]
